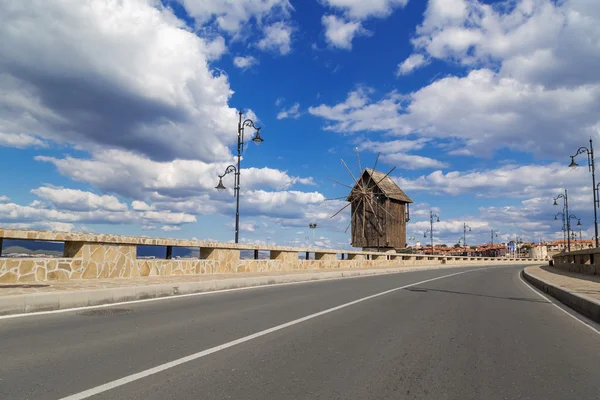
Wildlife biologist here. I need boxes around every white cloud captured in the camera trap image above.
[257,22,293,55]
[309,70,600,158]
[412,0,600,88]
[380,153,448,170]
[161,225,181,232]
[31,187,128,212]
[36,150,314,199]
[233,56,259,70]
[358,138,429,153]
[0,195,9,203]
[321,15,368,50]
[132,200,153,211]
[178,0,293,34]
[312,0,600,158]
[0,133,47,148]
[394,163,592,198]
[320,0,408,19]
[276,103,301,119]
[0,0,236,162]
[396,54,428,76]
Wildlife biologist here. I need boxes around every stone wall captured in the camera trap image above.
[552,249,600,275]
[0,228,547,283]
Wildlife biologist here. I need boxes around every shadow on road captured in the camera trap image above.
[404,287,550,303]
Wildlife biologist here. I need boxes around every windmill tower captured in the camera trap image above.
[329,153,413,251]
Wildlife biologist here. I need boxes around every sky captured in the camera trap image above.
[0,0,599,249]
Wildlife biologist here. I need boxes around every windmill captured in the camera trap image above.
[328,150,413,251]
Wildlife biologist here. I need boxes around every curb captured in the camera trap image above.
[522,267,600,324]
[0,264,487,316]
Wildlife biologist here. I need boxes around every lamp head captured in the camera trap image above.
[568,156,578,168]
[554,215,558,221]
[251,128,264,145]
[215,178,226,191]
[553,199,558,206]
[577,219,582,226]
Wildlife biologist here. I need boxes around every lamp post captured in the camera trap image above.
[568,215,582,249]
[554,189,571,251]
[553,211,566,248]
[490,230,499,257]
[215,110,264,244]
[515,236,522,258]
[491,229,498,246]
[569,138,598,248]
[463,223,472,249]
[309,223,317,246]
[424,210,440,254]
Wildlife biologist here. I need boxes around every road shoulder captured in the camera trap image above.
[523,265,600,324]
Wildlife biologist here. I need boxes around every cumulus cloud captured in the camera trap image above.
[257,21,293,55]
[0,0,236,162]
[394,163,592,198]
[320,0,408,19]
[0,133,47,149]
[31,187,128,212]
[178,0,293,34]
[311,0,600,158]
[276,103,301,119]
[233,55,259,70]
[396,54,428,76]
[36,150,315,199]
[321,15,368,50]
[161,225,181,232]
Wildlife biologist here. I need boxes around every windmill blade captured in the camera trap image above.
[375,200,397,221]
[355,147,362,176]
[327,177,353,189]
[362,199,366,238]
[341,158,359,185]
[365,196,384,234]
[329,202,351,219]
[368,166,397,190]
[325,196,349,201]
[345,200,361,233]
[364,152,380,191]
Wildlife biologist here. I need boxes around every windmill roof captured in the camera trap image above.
[351,168,413,203]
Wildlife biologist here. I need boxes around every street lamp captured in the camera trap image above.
[490,230,499,257]
[463,223,472,249]
[515,236,523,258]
[569,138,598,248]
[553,211,566,247]
[216,110,264,244]
[554,189,571,251]
[424,210,440,254]
[309,223,317,246]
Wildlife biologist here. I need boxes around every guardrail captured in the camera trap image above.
[0,229,547,283]
[552,248,600,275]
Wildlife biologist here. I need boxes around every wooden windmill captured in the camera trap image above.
[329,152,413,251]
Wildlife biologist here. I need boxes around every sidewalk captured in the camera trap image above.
[0,263,480,316]
[523,266,600,324]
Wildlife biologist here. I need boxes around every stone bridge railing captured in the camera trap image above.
[552,248,600,275]
[0,229,547,283]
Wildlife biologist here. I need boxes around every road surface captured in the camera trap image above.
[1,264,599,399]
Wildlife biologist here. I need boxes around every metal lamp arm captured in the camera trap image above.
[219,165,237,178]
[571,147,592,171]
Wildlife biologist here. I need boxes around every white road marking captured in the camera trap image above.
[0,264,493,320]
[519,271,600,335]
[59,268,483,400]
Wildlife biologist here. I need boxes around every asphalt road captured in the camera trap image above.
[1,264,599,400]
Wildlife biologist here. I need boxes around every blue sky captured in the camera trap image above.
[0,0,599,248]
